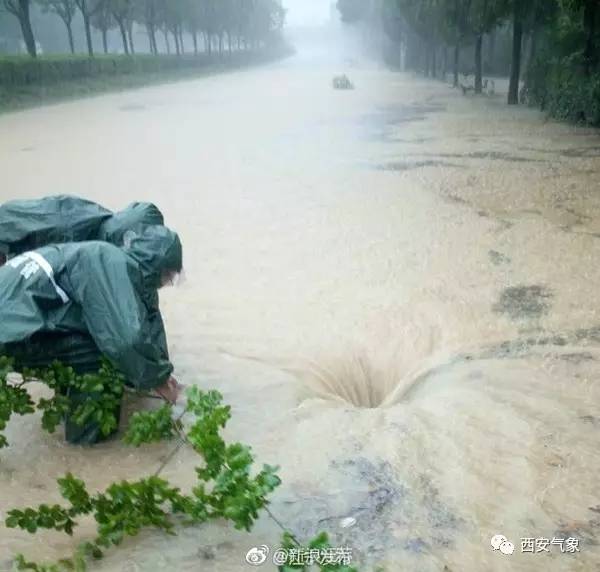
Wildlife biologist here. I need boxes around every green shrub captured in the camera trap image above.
[526,54,600,127]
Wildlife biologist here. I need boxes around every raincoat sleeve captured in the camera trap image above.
[67,243,173,391]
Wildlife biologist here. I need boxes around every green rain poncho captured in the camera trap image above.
[0,195,164,259]
[0,225,183,443]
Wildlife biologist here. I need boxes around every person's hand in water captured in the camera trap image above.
[155,376,185,403]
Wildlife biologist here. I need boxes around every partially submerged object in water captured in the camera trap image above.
[333,74,354,90]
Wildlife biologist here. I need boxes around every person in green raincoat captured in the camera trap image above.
[0,225,183,444]
[0,195,164,265]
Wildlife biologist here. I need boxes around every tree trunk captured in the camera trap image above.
[488,29,496,73]
[174,31,180,56]
[475,34,483,93]
[127,23,135,55]
[432,45,437,79]
[508,7,523,105]
[16,0,36,57]
[453,43,459,87]
[526,29,537,78]
[65,20,75,54]
[164,30,170,54]
[443,46,448,81]
[583,0,597,76]
[179,27,185,54]
[193,31,198,54]
[118,22,129,55]
[84,16,93,56]
[146,25,154,53]
[80,0,94,56]
[151,27,158,54]
[102,29,108,54]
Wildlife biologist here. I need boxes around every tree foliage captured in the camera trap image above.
[37,0,77,52]
[2,0,286,58]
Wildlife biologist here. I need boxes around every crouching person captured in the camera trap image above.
[0,225,183,444]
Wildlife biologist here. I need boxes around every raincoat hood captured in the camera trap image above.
[125,225,183,289]
[98,202,164,246]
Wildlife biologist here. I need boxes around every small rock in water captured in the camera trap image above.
[340,516,357,528]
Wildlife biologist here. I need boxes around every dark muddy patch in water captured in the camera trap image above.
[561,228,600,240]
[362,103,446,141]
[289,457,461,564]
[559,352,596,364]
[561,146,600,158]
[581,414,600,426]
[475,210,514,230]
[377,160,461,172]
[575,325,600,344]
[555,516,600,548]
[493,285,553,320]
[516,145,600,158]
[488,250,511,266]
[465,326,600,363]
[430,151,545,163]
[445,194,469,205]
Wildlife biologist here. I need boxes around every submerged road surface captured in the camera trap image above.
[1,37,600,572]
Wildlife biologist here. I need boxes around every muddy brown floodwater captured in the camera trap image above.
[1,39,600,572]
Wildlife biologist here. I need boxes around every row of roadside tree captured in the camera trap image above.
[2,0,285,58]
[337,0,600,125]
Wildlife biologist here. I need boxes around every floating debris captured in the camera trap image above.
[333,75,354,90]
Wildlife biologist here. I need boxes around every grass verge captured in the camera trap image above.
[0,48,293,113]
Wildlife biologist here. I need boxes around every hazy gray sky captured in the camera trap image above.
[283,0,333,26]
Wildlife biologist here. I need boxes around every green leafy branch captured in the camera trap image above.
[2,358,361,571]
[0,357,125,449]
[7,387,282,571]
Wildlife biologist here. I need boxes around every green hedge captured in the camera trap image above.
[0,51,278,88]
[526,55,600,127]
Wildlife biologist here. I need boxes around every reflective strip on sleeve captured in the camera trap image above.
[23,251,70,304]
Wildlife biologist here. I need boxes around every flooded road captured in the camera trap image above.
[1,36,600,572]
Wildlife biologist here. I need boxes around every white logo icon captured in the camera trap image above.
[246,545,270,566]
[491,534,515,555]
